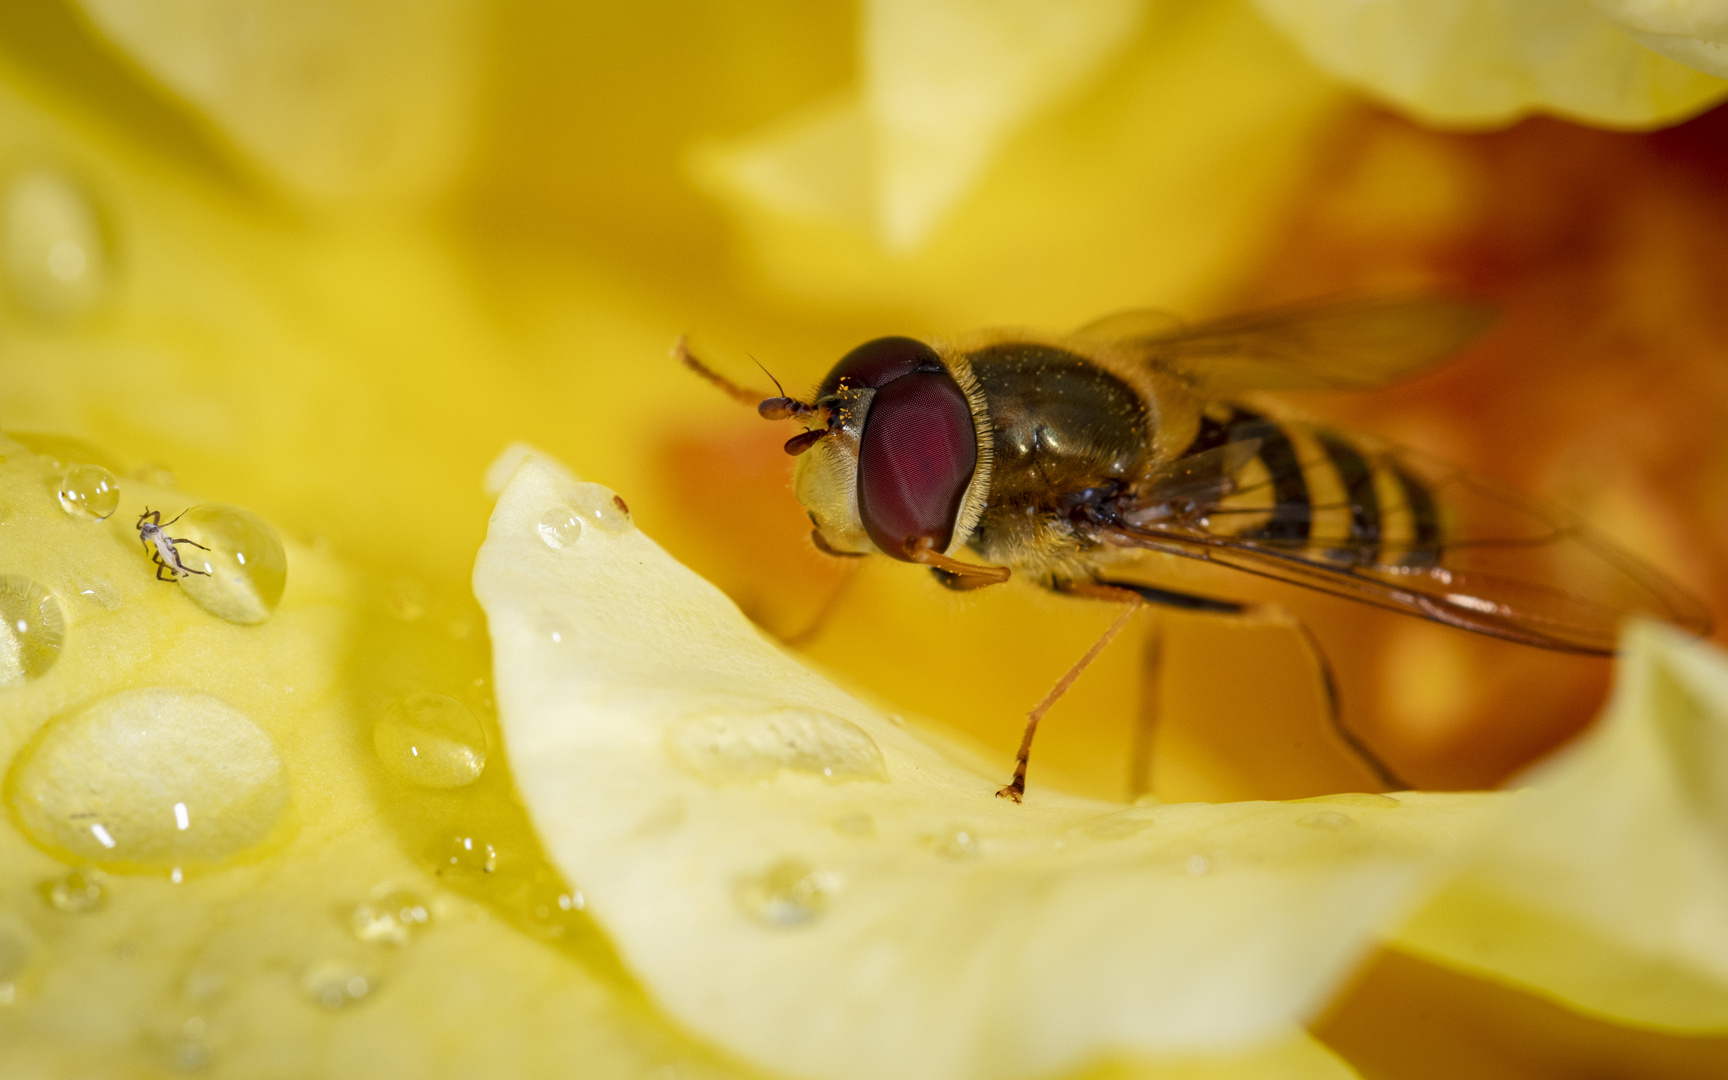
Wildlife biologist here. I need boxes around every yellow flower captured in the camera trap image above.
[2,1,1727,1077]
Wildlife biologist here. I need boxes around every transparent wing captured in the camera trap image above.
[1108,424,1711,654]
[1075,296,1495,393]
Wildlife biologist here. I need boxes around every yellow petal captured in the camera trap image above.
[71,0,482,209]
[1395,620,1728,1031]
[1251,0,1728,128]
[477,455,1497,1080]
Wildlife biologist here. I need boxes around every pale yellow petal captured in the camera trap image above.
[72,0,482,209]
[1593,0,1728,77]
[1395,621,1728,1031]
[1251,0,1728,128]
[477,457,1497,1080]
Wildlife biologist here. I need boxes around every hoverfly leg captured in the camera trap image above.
[1125,610,1163,800]
[997,583,1145,803]
[779,559,863,649]
[1245,604,1410,792]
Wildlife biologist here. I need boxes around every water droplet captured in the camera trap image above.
[929,825,982,860]
[302,960,375,1010]
[832,811,875,837]
[169,505,287,625]
[556,891,585,911]
[1297,810,1355,832]
[737,857,834,927]
[667,706,887,784]
[536,504,583,549]
[0,576,64,685]
[569,484,632,535]
[1185,854,1211,875]
[1,168,108,319]
[6,688,291,871]
[76,578,121,610]
[1296,792,1400,809]
[439,835,498,877]
[1081,813,1153,841]
[372,693,486,788]
[56,463,119,520]
[40,868,106,913]
[349,889,431,946]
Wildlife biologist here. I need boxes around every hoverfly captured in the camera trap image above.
[679,296,1711,802]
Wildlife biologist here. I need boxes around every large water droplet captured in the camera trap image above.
[667,705,886,784]
[6,688,291,871]
[170,504,288,625]
[1,168,108,319]
[737,857,834,928]
[57,463,119,520]
[349,889,431,946]
[302,960,375,1010]
[372,693,486,788]
[0,576,64,686]
[40,868,106,913]
[536,504,583,549]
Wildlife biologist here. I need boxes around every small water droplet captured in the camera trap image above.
[0,576,64,685]
[169,504,288,625]
[556,891,585,911]
[373,694,486,788]
[76,578,122,611]
[133,462,175,487]
[56,463,119,520]
[667,706,887,784]
[1185,854,1211,875]
[536,504,583,549]
[302,960,375,1010]
[832,811,875,837]
[40,868,106,913]
[2,168,107,319]
[439,835,498,877]
[929,825,982,860]
[349,889,431,946]
[1297,810,1355,831]
[1296,792,1400,809]
[737,857,834,927]
[568,484,632,535]
[1082,813,1153,841]
[6,688,291,871]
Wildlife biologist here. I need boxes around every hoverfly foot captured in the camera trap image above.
[995,781,1024,804]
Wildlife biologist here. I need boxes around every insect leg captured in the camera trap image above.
[780,560,863,649]
[997,583,1144,803]
[1125,609,1163,799]
[171,537,210,551]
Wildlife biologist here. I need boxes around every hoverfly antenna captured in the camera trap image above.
[673,335,819,424]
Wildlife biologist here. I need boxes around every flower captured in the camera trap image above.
[1,1,1726,1077]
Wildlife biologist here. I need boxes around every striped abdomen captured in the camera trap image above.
[1180,406,1442,566]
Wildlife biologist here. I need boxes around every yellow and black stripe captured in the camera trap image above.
[1181,407,1442,567]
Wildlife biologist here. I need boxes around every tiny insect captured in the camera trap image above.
[679,296,1712,802]
[136,507,212,582]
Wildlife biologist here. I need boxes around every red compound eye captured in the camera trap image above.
[856,369,978,558]
[818,337,943,398]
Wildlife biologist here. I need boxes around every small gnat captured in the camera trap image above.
[737,857,835,928]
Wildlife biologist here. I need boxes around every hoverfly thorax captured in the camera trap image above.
[791,337,995,568]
